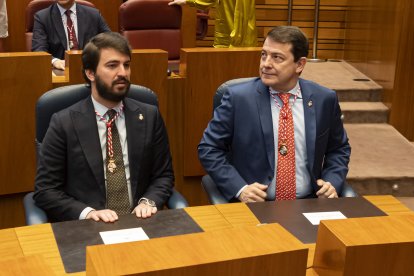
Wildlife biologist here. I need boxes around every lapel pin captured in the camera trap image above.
[308,100,313,107]
[138,114,144,120]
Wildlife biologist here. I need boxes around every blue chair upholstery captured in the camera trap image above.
[201,78,357,204]
[25,84,188,225]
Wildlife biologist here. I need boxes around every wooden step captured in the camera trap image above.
[345,124,414,197]
[302,60,383,102]
[340,102,388,123]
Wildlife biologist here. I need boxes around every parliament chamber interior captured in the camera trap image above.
[0,0,414,275]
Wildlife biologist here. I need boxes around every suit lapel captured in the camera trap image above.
[51,4,68,52]
[71,97,106,194]
[124,99,146,199]
[255,81,275,171]
[75,5,85,48]
[300,79,316,174]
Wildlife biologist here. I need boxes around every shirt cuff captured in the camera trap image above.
[51,58,59,65]
[235,185,248,199]
[79,207,95,220]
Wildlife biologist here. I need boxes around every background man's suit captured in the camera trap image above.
[34,97,174,222]
[32,3,110,59]
[198,77,351,201]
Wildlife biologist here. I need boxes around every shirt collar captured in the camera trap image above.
[57,2,77,17]
[269,82,302,98]
[91,96,124,119]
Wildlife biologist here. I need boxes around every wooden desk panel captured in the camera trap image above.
[314,214,414,276]
[86,223,308,276]
[215,203,260,227]
[0,52,52,195]
[184,205,232,232]
[179,48,261,176]
[364,195,413,215]
[15,224,67,275]
[0,196,410,275]
[0,255,55,275]
[0,229,24,260]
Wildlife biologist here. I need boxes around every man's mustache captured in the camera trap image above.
[113,77,130,85]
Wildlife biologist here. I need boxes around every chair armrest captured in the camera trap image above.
[167,188,189,209]
[201,175,228,204]
[341,182,357,197]
[23,192,48,225]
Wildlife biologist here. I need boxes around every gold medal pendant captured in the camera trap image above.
[107,159,117,173]
[279,144,288,156]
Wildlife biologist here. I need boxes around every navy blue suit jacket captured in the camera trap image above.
[32,3,110,59]
[198,77,351,200]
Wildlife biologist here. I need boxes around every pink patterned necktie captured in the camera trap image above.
[65,10,78,49]
[276,93,296,200]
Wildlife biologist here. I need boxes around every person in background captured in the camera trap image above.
[0,0,8,52]
[32,0,110,70]
[34,32,174,222]
[168,0,257,47]
[198,26,351,203]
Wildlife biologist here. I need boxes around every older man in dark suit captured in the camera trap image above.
[198,26,351,203]
[32,0,110,70]
[34,32,174,222]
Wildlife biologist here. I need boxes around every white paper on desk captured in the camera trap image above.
[99,227,149,245]
[302,211,347,225]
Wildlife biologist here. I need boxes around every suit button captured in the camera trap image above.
[268,175,273,181]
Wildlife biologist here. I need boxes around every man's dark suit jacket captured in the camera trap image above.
[34,97,174,222]
[198,77,351,201]
[32,3,110,60]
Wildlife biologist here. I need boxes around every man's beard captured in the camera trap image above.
[95,75,131,103]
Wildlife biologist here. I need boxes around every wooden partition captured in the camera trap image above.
[313,214,414,275]
[0,52,52,195]
[0,52,52,228]
[178,48,261,176]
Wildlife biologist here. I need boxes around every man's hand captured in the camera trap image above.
[86,209,118,222]
[132,203,157,218]
[238,183,268,203]
[52,59,65,70]
[168,0,186,6]
[316,179,338,198]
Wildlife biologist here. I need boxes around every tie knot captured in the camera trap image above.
[65,9,72,16]
[106,109,117,120]
[278,93,291,105]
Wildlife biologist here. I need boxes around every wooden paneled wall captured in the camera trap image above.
[196,0,348,59]
[344,0,414,141]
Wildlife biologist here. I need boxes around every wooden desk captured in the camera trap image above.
[2,196,412,275]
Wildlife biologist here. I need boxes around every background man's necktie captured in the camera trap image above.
[105,109,131,215]
[276,93,296,200]
[65,10,78,49]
